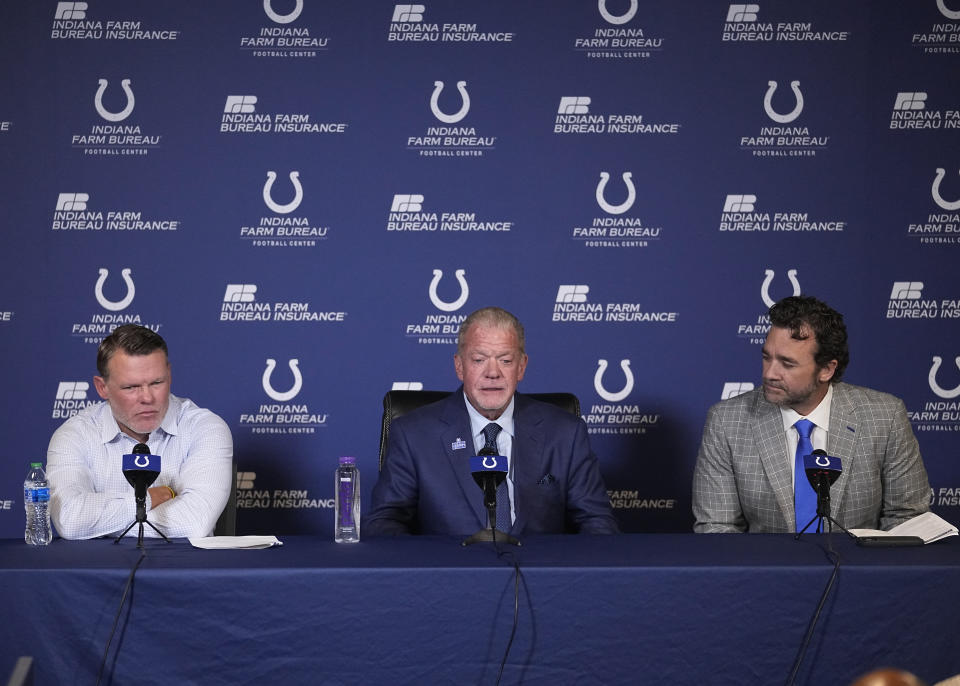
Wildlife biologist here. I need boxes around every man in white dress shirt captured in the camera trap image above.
[47,325,233,539]
[693,296,930,533]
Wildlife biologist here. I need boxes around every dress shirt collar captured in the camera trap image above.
[97,394,181,445]
[779,383,833,433]
[463,392,516,446]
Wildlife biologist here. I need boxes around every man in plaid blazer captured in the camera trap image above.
[693,296,930,533]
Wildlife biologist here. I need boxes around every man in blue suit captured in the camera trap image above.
[365,307,618,536]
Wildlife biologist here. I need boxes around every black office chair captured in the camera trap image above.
[378,390,581,471]
[214,459,238,536]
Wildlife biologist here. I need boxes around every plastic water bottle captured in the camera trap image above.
[334,456,360,543]
[24,462,52,546]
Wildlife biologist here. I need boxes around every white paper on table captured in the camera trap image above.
[850,511,958,544]
[188,535,283,550]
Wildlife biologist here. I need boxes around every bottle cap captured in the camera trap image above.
[30,462,42,468]
[338,456,356,465]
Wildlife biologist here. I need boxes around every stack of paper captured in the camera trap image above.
[188,535,283,550]
[850,512,958,544]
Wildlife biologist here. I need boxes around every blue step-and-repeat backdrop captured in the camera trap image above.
[1,1,958,537]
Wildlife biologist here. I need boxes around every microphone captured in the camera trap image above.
[462,446,519,546]
[470,448,507,512]
[804,449,842,518]
[122,443,161,522]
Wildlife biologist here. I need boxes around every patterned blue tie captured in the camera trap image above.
[794,418,817,532]
[482,423,509,531]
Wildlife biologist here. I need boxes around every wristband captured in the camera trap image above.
[164,485,176,499]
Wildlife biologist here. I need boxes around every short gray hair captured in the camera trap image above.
[456,307,525,355]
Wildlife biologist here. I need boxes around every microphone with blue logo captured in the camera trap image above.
[463,445,520,546]
[471,451,507,511]
[804,449,842,518]
[796,449,854,539]
[115,443,171,546]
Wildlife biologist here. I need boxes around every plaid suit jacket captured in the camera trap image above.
[692,382,930,533]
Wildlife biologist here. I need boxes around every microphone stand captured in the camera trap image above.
[115,491,171,549]
[795,476,856,542]
[463,477,520,547]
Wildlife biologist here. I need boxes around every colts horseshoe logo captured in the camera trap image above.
[430,81,470,124]
[262,359,303,402]
[761,269,801,308]
[263,171,303,214]
[763,80,803,124]
[94,79,135,122]
[598,0,638,25]
[932,168,960,211]
[937,0,960,20]
[263,0,303,24]
[595,172,636,215]
[929,356,960,399]
[594,359,634,403]
[95,268,135,312]
[428,269,469,312]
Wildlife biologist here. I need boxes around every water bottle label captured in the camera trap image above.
[338,478,355,527]
[24,488,50,503]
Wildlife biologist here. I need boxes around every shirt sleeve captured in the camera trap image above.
[147,411,233,539]
[47,418,138,540]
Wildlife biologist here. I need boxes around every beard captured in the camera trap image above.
[762,377,822,410]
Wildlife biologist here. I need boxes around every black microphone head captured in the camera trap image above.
[470,453,508,490]
[805,449,842,488]
[475,445,504,489]
[122,470,160,490]
[122,448,161,491]
[471,471,507,490]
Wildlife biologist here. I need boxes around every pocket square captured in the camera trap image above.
[538,474,556,485]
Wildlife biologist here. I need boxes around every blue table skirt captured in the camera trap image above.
[2,533,958,685]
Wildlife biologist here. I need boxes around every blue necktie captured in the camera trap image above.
[794,418,817,532]
[482,423,510,531]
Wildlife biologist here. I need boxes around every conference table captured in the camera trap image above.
[2,533,959,685]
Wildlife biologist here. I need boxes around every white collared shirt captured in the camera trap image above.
[463,394,516,524]
[46,394,233,539]
[779,383,833,489]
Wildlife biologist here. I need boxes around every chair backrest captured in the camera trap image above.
[214,459,238,536]
[378,390,581,471]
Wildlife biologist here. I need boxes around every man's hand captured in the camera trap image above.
[148,485,174,508]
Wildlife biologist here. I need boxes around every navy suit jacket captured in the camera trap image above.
[364,390,619,536]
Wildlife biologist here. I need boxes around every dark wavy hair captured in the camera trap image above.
[768,296,849,382]
[96,324,168,378]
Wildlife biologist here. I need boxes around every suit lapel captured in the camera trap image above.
[439,392,487,529]
[510,395,544,536]
[826,383,857,517]
[754,393,796,529]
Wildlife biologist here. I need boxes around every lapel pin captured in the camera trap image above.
[452,438,467,451]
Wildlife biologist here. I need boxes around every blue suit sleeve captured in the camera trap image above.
[565,419,620,534]
[364,417,420,535]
